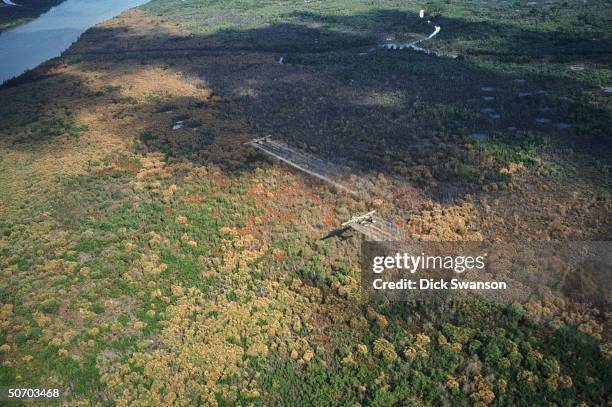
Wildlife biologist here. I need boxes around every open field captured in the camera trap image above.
[0,0,610,405]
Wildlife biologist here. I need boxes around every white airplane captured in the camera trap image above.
[341,210,376,227]
[250,135,272,144]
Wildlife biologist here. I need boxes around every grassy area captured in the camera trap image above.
[0,0,610,405]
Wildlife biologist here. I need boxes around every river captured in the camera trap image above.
[0,0,150,84]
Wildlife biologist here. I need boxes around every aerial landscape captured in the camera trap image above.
[0,0,610,405]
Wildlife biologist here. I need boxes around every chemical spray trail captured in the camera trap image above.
[248,138,410,241]
[249,139,359,195]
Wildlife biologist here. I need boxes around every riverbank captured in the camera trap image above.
[0,1,610,405]
[0,0,64,32]
[0,0,151,84]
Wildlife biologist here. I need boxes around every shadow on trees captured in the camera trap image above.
[1,8,610,199]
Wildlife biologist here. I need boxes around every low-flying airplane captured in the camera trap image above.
[250,135,272,144]
[341,210,376,227]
